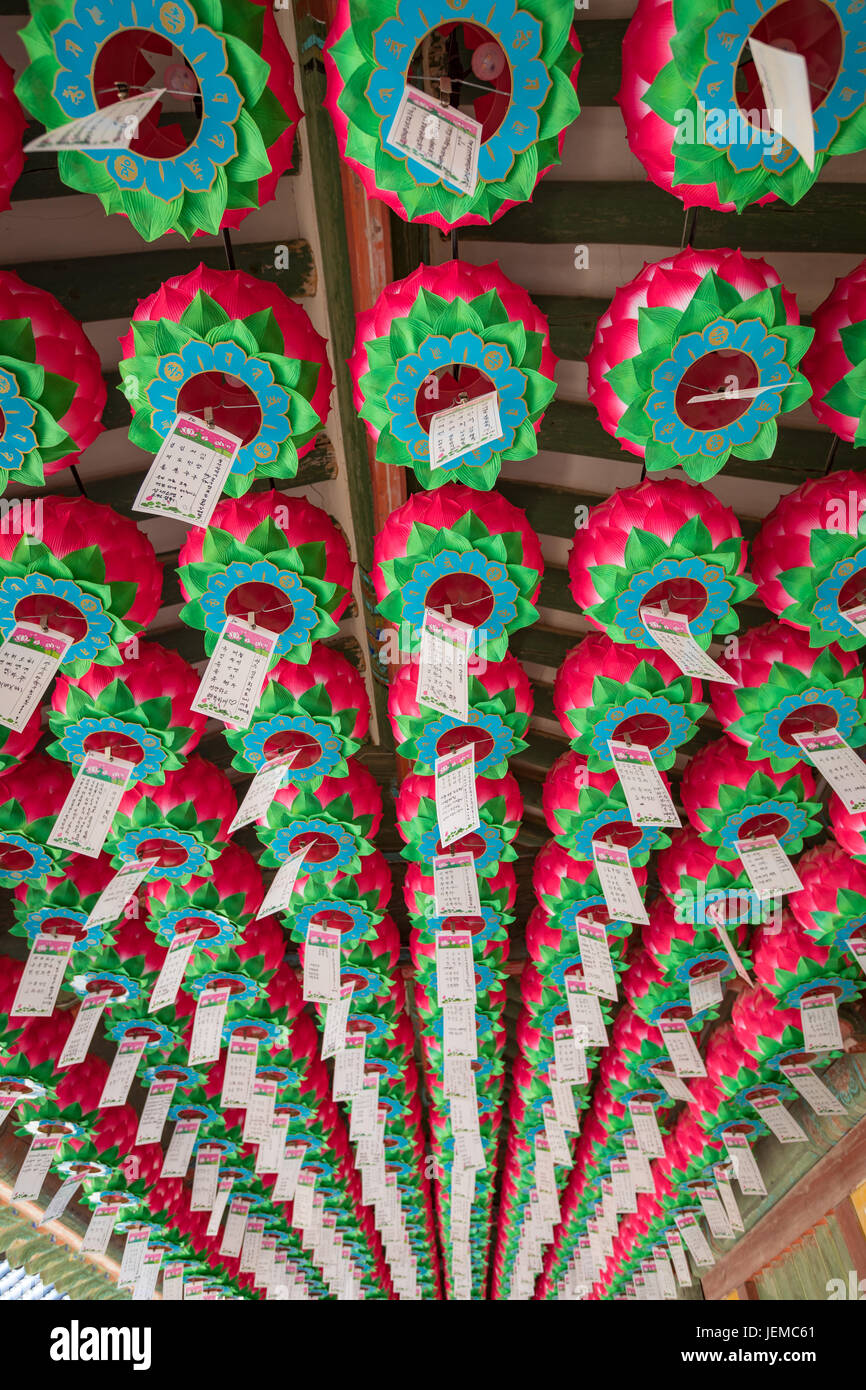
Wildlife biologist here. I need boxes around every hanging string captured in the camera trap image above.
[222,227,236,271]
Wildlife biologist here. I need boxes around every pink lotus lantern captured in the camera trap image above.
[567,477,753,648]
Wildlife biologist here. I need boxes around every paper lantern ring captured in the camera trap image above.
[324,0,581,231]
[710,620,866,770]
[554,630,705,771]
[788,840,866,953]
[0,497,161,679]
[119,265,332,497]
[587,248,810,482]
[804,258,866,442]
[680,733,822,861]
[350,260,557,490]
[620,0,866,212]
[16,0,303,242]
[373,483,543,663]
[48,639,206,786]
[0,270,106,492]
[752,470,866,652]
[177,491,354,665]
[568,476,754,650]
[388,649,532,778]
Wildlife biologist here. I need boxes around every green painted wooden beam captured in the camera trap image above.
[1,240,315,321]
[538,398,844,484]
[461,179,866,255]
[574,19,629,107]
[533,294,608,361]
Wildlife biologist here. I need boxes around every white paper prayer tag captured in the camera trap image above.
[13,1132,61,1200]
[658,1017,706,1078]
[273,1143,305,1203]
[187,986,231,1067]
[302,925,342,1005]
[748,38,815,170]
[86,858,158,929]
[565,976,609,1048]
[220,1197,251,1259]
[736,834,803,899]
[417,609,472,723]
[640,606,736,684]
[385,85,480,195]
[689,969,724,1017]
[666,1229,693,1286]
[629,1099,665,1158]
[573,916,618,1002]
[206,1177,234,1236]
[781,1062,845,1115]
[750,1092,808,1144]
[843,600,866,637]
[162,1262,184,1301]
[592,840,649,925]
[229,751,298,834]
[442,1000,478,1059]
[724,1131,767,1196]
[611,1157,637,1214]
[674,1211,714,1267]
[695,1185,734,1241]
[57,990,111,1068]
[434,744,479,849]
[134,413,241,528]
[149,928,200,1014]
[443,1053,475,1100]
[799,991,844,1052]
[429,391,503,470]
[118,1226,150,1288]
[191,1145,222,1212]
[607,739,681,829]
[48,752,135,859]
[98,1033,148,1108]
[322,982,354,1060]
[651,1064,694,1103]
[543,1102,573,1168]
[25,89,165,152]
[242,1078,277,1145]
[849,934,866,977]
[133,1246,163,1302]
[81,1203,120,1255]
[191,615,278,729]
[257,845,309,919]
[160,1117,201,1180]
[793,730,866,814]
[713,1167,745,1233]
[11,934,74,1017]
[221,1033,259,1108]
[549,1065,580,1132]
[432,850,481,917]
[553,1024,587,1084]
[39,1175,82,1225]
[135,1078,177,1146]
[435,931,476,1006]
[0,623,72,732]
[332,1033,366,1101]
